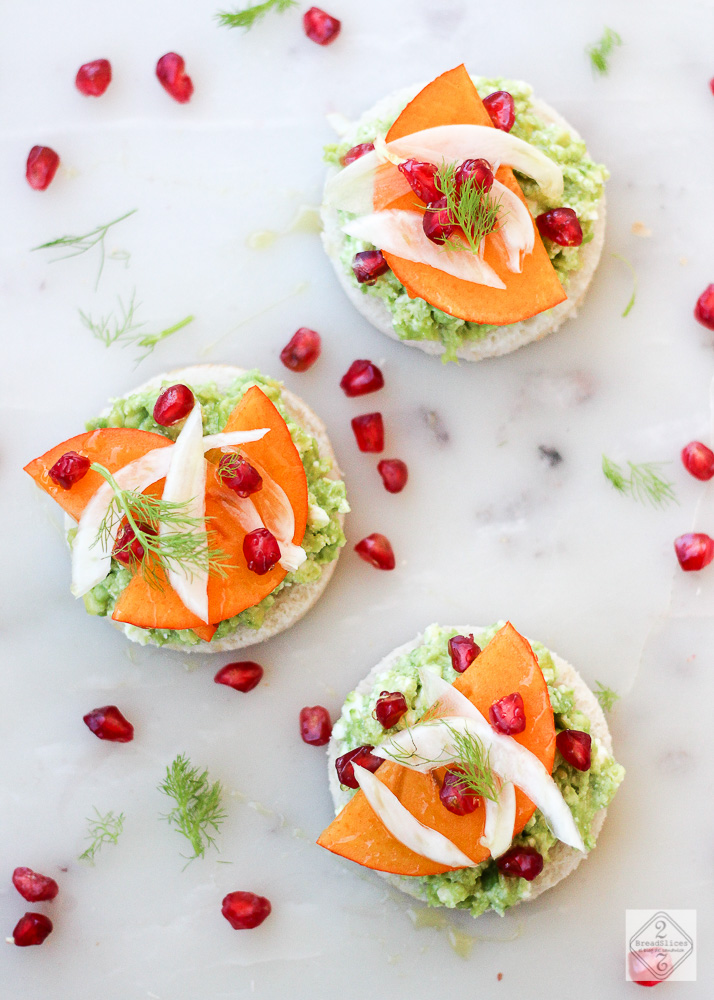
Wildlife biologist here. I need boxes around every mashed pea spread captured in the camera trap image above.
[331,624,624,916]
[83,370,348,647]
[325,77,608,362]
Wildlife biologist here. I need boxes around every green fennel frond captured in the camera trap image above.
[79,292,194,363]
[602,455,677,509]
[91,463,230,586]
[79,808,125,863]
[216,0,297,30]
[586,27,622,75]
[159,754,226,861]
[611,252,637,317]
[32,209,137,288]
[434,161,503,256]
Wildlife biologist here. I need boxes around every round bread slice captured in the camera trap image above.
[321,80,606,362]
[86,364,345,653]
[327,626,613,912]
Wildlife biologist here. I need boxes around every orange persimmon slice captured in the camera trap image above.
[316,623,556,875]
[112,386,308,630]
[372,65,566,325]
[24,428,172,522]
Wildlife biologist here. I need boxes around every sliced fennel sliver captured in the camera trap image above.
[375,712,585,853]
[325,124,564,216]
[160,404,209,623]
[343,211,505,288]
[352,764,475,869]
[491,179,535,273]
[71,446,175,598]
[482,780,516,858]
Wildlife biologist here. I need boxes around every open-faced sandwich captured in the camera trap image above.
[318,623,623,916]
[322,65,607,362]
[25,365,348,652]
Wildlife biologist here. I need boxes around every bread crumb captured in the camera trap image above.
[497,973,503,981]
[679,256,689,266]
[631,221,652,237]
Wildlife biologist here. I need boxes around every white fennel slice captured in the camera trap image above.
[160,404,209,623]
[343,211,505,288]
[352,764,475,869]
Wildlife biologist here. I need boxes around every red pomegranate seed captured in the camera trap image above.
[340,359,384,397]
[26,146,60,191]
[75,59,112,96]
[448,634,481,673]
[694,284,714,330]
[536,208,583,246]
[82,705,134,743]
[218,453,263,497]
[681,441,714,480]
[153,384,194,426]
[556,729,591,770]
[243,527,281,575]
[675,532,714,571]
[352,250,390,284]
[455,158,494,193]
[439,767,480,815]
[113,521,154,566]
[341,142,374,166]
[351,412,384,452]
[397,159,441,204]
[710,79,714,96]
[280,327,321,372]
[374,690,408,729]
[629,948,673,986]
[483,90,515,132]
[489,692,526,735]
[377,459,408,494]
[48,451,90,490]
[303,7,341,45]
[12,868,59,903]
[299,705,332,746]
[423,198,457,245]
[214,662,264,693]
[11,913,53,947]
[496,845,543,881]
[335,744,383,788]
[221,891,271,930]
[354,533,395,570]
[156,52,193,104]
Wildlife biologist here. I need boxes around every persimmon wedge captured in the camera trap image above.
[372,64,566,325]
[112,386,309,630]
[24,428,172,522]
[317,623,556,876]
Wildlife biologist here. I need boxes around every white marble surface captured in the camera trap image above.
[1,0,713,996]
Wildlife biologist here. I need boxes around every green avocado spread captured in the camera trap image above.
[324,77,608,362]
[82,370,348,647]
[331,624,624,917]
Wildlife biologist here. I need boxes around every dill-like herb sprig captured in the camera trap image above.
[159,754,226,861]
[79,808,125,863]
[79,291,194,362]
[381,722,498,802]
[434,162,503,256]
[602,455,677,509]
[594,682,620,713]
[32,209,137,288]
[611,252,637,317]
[216,0,297,30]
[91,463,230,586]
[586,27,622,75]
